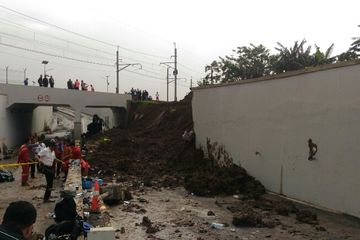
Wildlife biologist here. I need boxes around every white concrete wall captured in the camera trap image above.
[192,62,360,218]
[0,95,7,157]
[32,106,53,133]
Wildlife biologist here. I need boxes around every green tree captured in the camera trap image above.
[218,44,272,83]
[271,39,313,74]
[337,25,359,61]
[313,44,336,65]
[204,61,221,84]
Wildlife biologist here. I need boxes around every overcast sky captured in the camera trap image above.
[0,0,359,100]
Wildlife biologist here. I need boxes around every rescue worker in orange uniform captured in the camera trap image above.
[72,146,90,176]
[17,140,31,186]
[61,139,72,181]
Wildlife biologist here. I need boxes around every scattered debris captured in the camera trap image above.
[210,222,224,229]
[207,210,215,216]
[296,210,318,225]
[232,209,263,227]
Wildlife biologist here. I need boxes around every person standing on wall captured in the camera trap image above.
[43,75,49,87]
[37,75,43,87]
[36,140,56,203]
[74,79,80,90]
[67,79,73,89]
[155,91,159,101]
[49,76,55,88]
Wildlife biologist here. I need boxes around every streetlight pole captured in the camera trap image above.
[42,60,48,77]
[23,68,27,81]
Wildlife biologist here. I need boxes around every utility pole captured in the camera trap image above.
[116,46,119,94]
[166,68,169,102]
[5,66,8,84]
[116,46,141,94]
[190,76,193,89]
[23,68,27,80]
[173,42,178,102]
[160,62,174,102]
[160,42,178,101]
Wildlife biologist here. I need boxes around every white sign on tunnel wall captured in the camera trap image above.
[37,94,50,102]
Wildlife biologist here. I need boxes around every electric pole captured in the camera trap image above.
[23,68,27,81]
[174,42,178,102]
[115,46,141,94]
[160,62,174,102]
[166,68,169,102]
[160,42,178,102]
[5,66,8,84]
[116,46,119,93]
[190,76,193,89]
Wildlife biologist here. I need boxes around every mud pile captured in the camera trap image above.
[87,93,264,197]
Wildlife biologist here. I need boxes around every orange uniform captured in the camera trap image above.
[17,144,30,185]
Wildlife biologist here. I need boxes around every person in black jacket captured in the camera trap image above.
[0,201,37,240]
[37,75,43,87]
[67,79,73,89]
[49,76,55,88]
[43,75,49,87]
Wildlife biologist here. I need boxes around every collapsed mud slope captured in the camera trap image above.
[85,94,360,239]
[88,93,264,198]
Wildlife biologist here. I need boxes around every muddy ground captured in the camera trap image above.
[85,94,360,239]
[1,94,360,239]
[0,165,360,240]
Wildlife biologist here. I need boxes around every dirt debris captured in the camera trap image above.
[296,209,318,225]
[82,93,360,239]
[88,93,266,200]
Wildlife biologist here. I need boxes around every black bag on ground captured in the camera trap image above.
[45,219,82,240]
[0,169,14,182]
[54,196,77,223]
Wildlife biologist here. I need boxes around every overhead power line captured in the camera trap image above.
[0,42,114,67]
[0,17,115,56]
[0,49,110,73]
[0,5,116,47]
[0,31,116,62]
[124,69,164,80]
[0,5,170,60]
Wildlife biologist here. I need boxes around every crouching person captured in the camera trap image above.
[0,201,37,240]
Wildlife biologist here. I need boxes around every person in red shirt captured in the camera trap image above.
[80,158,90,176]
[17,141,31,186]
[74,79,80,90]
[72,146,90,176]
[61,139,72,181]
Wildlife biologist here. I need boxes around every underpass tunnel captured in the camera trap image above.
[6,103,38,147]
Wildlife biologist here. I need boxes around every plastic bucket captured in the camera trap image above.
[82,179,92,189]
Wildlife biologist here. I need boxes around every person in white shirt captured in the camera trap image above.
[36,140,56,203]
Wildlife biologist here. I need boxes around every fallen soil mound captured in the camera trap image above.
[87,93,265,198]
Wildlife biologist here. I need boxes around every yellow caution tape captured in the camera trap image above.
[0,161,39,168]
[0,158,64,169]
